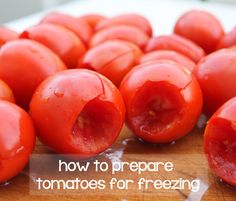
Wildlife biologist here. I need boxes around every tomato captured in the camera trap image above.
[0,79,15,103]
[231,46,236,51]
[195,49,236,115]
[145,34,205,63]
[0,101,35,183]
[78,14,107,30]
[90,25,150,50]
[174,10,224,53]
[20,23,86,68]
[139,50,196,72]
[0,27,18,47]
[30,69,125,158]
[204,97,236,186]
[40,12,92,46]
[78,40,142,86]
[95,14,152,36]
[0,39,66,109]
[217,27,236,49]
[120,61,202,143]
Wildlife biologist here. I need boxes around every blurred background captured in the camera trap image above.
[0,0,236,24]
[0,0,74,23]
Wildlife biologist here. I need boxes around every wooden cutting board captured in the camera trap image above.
[0,121,236,201]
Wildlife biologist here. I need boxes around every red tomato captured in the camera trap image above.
[20,23,86,68]
[230,46,236,51]
[145,34,205,63]
[0,27,18,47]
[204,97,236,186]
[120,62,202,143]
[0,79,15,103]
[30,69,125,158]
[139,50,196,72]
[78,40,142,86]
[78,14,107,30]
[90,25,150,50]
[195,49,236,115]
[174,10,224,53]
[217,27,236,49]
[0,101,35,183]
[40,12,92,46]
[95,14,152,36]
[0,39,66,109]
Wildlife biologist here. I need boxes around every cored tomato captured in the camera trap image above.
[30,69,125,158]
[204,97,236,186]
[78,14,107,30]
[217,27,236,49]
[20,23,86,68]
[0,101,35,183]
[0,79,15,103]
[120,61,202,143]
[195,49,236,115]
[145,34,205,63]
[95,14,152,36]
[40,12,92,46]
[0,39,66,109]
[78,40,142,86]
[0,27,18,47]
[90,25,150,50]
[174,10,224,53]
[139,50,196,72]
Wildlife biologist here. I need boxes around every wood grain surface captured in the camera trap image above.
[0,122,236,201]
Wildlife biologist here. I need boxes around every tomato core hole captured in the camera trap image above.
[71,97,121,156]
[130,81,183,135]
[206,118,236,185]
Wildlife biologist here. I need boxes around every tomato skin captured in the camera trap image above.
[174,10,224,54]
[217,27,236,49]
[120,62,202,143]
[78,40,142,86]
[0,79,15,103]
[139,50,196,72]
[0,27,18,47]
[90,25,150,50]
[0,39,66,109]
[195,49,236,115]
[30,69,125,158]
[20,23,86,68]
[145,34,205,63]
[78,14,107,30]
[0,101,35,183]
[204,97,236,186]
[95,14,152,36]
[40,12,92,46]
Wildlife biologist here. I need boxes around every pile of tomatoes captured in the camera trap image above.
[0,10,236,187]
